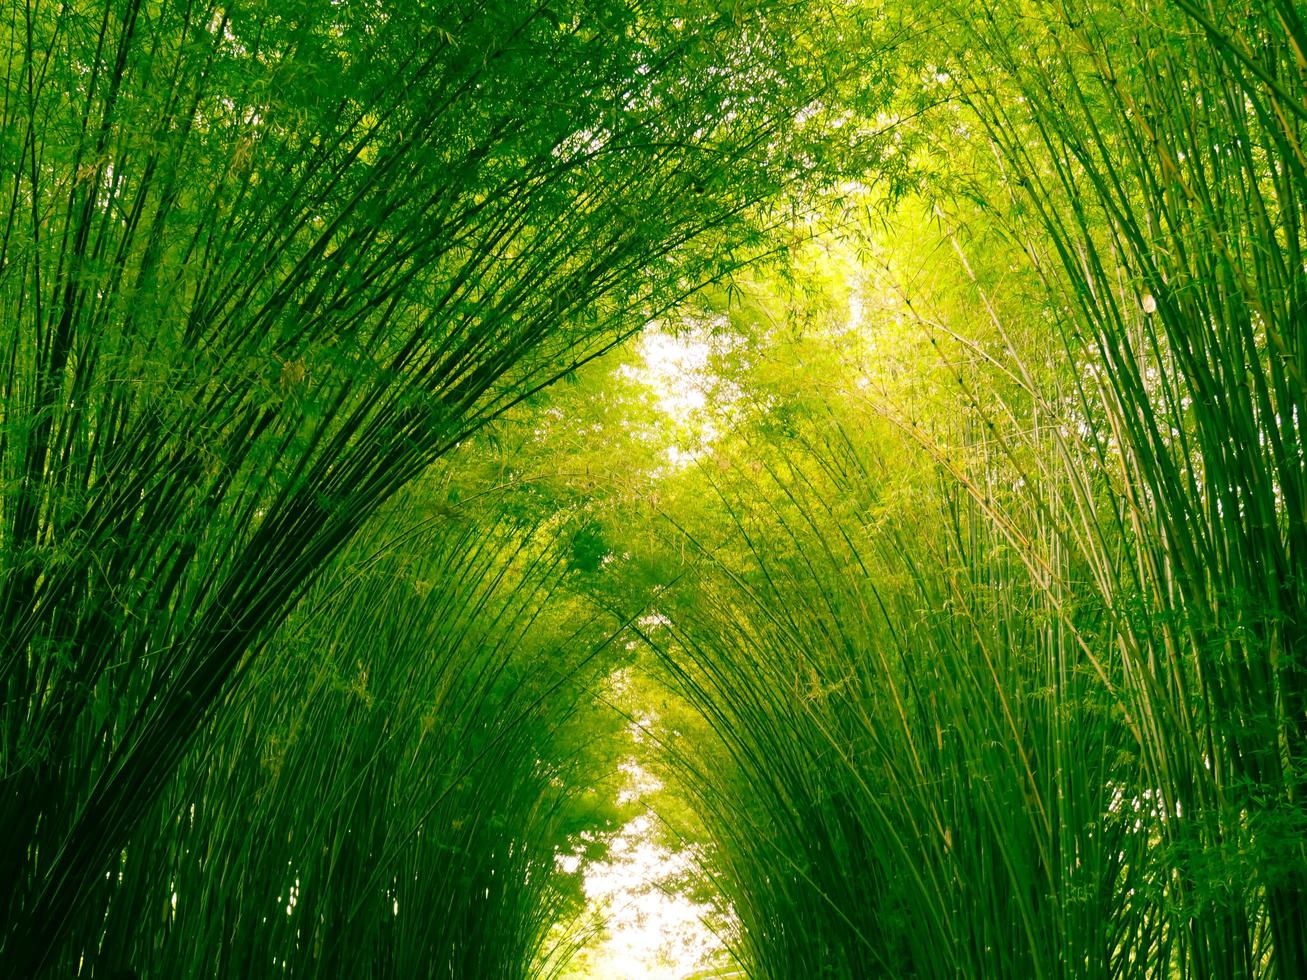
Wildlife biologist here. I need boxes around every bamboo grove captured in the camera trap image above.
[1,1,1302,978]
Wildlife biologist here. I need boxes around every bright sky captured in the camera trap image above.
[616,320,742,472]
[577,806,729,979]
[551,670,737,980]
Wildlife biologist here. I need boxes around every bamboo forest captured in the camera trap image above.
[3,1,1305,977]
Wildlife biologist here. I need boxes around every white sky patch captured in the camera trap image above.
[847,281,865,334]
[616,758,662,805]
[637,612,671,630]
[549,676,737,979]
[620,329,713,427]
[627,713,659,746]
[578,812,728,979]
[617,320,743,472]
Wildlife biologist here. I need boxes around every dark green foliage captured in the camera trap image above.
[94,503,614,979]
[569,523,609,574]
[4,0,1303,977]
[0,0,872,973]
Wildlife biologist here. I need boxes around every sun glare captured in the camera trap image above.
[579,809,729,979]
[616,321,742,472]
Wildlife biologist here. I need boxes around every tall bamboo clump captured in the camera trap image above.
[638,1,1305,977]
[952,0,1307,974]
[0,0,876,973]
[644,392,1137,978]
[75,494,616,980]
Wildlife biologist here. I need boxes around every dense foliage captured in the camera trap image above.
[2,0,1302,977]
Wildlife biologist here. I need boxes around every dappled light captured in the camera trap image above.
[3,1,1305,978]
